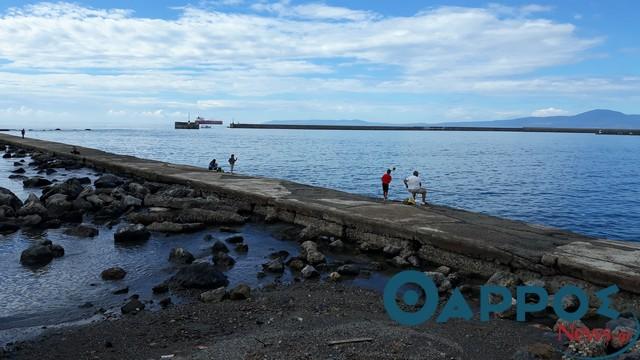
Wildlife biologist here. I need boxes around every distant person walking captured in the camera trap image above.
[404,170,427,205]
[228,154,237,173]
[21,129,25,139]
[381,168,394,202]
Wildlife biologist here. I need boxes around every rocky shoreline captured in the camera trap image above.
[1,143,639,359]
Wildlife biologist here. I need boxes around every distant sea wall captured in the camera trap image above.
[229,123,640,135]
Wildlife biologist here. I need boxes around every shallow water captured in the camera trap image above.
[0,153,390,346]
[19,127,640,241]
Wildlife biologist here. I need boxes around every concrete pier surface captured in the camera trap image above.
[1,133,639,296]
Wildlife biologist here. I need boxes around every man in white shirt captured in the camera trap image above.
[404,171,427,204]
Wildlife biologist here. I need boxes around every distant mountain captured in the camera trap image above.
[435,110,640,129]
[265,110,640,129]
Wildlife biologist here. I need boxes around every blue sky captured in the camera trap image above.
[0,0,638,128]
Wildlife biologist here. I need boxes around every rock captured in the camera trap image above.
[20,214,43,227]
[300,241,325,264]
[86,194,104,208]
[147,221,205,233]
[511,343,555,360]
[79,302,93,309]
[329,272,341,281]
[235,243,248,252]
[605,317,637,331]
[114,224,150,242]
[44,193,72,215]
[41,178,84,201]
[200,287,226,303]
[168,247,195,265]
[17,194,48,217]
[152,283,169,294]
[11,167,26,174]
[121,298,145,314]
[76,177,91,185]
[211,240,229,253]
[170,263,228,289]
[13,161,22,166]
[50,244,64,257]
[23,177,52,188]
[127,182,149,197]
[269,250,289,259]
[301,265,319,278]
[383,244,403,257]
[225,235,244,244]
[0,187,23,211]
[8,174,28,181]
[213,251,236,267]
[2,153,11,158]
[391,256,410,268]
[407,255,421,267]
[611,327,636,350]
[159,297,172,308]
[567,337,607,358]
[299,225,322,240]
[337,264,360,276]
[486,271,521,292]
[620,352,640,360]
[20,244,54,266]
[553,319,587,333]
[64,224,99,237]
[122,195,142,208]
[424,271,452,293]
[113,287,129,295]
[263,258,285,273]
[287,258,306,271]
[435,266,451,275]
[329,239,344,250]
[219,226,238,233]
[447,272,463,287]
[229,284,251,300]
[101,267,127,280]
[94,174,125,189]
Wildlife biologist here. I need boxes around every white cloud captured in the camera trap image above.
[0,2,634,126]
[531,107,569,117]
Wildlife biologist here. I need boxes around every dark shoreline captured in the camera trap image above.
[228,123,640,135]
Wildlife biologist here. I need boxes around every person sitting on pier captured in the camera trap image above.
[208,158,222,172]
[404,170,427,205]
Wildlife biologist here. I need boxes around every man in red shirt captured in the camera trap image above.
[381,169,393,202]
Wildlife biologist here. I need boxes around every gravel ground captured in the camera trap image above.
[3,281,558,360]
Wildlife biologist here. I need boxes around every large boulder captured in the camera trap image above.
[20,241,64,266]
[169,247,195,264]
[229,284,251,300]
[262,258,284,273]
[23,177,53,188]
[94,174,125,189]
[45,193,73,216]
[41,178,84,202]
[0,187,23,211]
[169,263,228,289]
[114,224,150,242]
[212,251,236,268]
[300,241,326,264]
[17,194,48,217]
[121,297,145,314]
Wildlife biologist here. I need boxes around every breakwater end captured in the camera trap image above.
[228,123,640,135]
[1,133,639,300]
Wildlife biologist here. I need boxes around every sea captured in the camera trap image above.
[18,127,640,242]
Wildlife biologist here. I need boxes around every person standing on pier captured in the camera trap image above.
[404,170,427,205]
[209,158,220,172]
[381,169,393,202]
[228,154,237,173]
[21,129,25,139]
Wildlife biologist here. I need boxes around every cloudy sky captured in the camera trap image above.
[0,0,638,128]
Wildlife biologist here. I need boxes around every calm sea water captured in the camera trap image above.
[20,128,640,241]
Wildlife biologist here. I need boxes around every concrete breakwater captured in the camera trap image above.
[1,133,639,305]
[228,123,640,135]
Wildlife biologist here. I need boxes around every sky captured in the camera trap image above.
[0,0,639,128]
